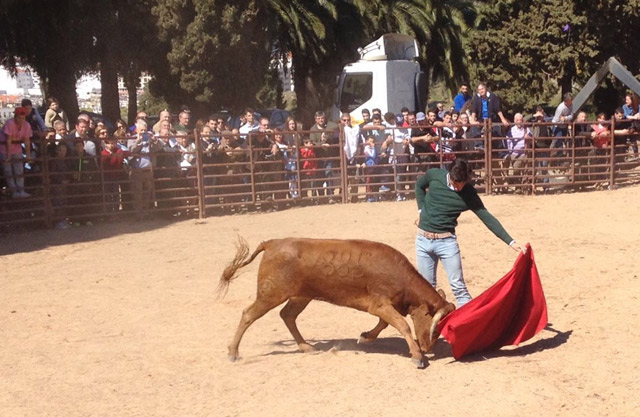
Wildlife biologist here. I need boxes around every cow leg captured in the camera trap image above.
[279,297,313,353]
[358,318,388,344]
[370,303,426,368]
[228,297,284,362]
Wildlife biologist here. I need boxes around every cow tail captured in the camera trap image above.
[216,237,267,299]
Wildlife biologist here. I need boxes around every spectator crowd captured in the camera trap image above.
[2,82,640,229]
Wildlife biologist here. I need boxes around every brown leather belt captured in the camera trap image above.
[417,229,453,239]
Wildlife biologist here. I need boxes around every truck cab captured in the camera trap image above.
[330,33,426,124]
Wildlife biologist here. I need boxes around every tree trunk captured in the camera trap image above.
[100,58,120,125]
[44,61,79,124]
[292,63,312,126]
[560,59,576,96]
[125,66,140,126]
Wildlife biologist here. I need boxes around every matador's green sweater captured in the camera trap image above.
[415,168,513,244]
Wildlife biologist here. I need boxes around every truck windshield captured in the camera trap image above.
[339,73,373,113]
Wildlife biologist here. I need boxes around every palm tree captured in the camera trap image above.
[261,0,476,118]
[259,0,339,121]
[352,0,476,98]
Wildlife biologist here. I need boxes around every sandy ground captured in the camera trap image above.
[1,186,639,417]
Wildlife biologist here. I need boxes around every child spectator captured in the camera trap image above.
[101,137,127,214]
[362,135,378,202]
[176,131,196,172]
[200,125,219,187]
[299,137,319,198]
[44,97,69,130]
[590,113,610,149]
[176,131,197,210]
[273,128,296,200]
[70,138,99,223]
[589,113,611,187]
[49,142,73,229]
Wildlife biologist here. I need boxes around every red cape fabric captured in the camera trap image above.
[437,244,548,360]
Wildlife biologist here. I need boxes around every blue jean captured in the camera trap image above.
[1,152,26,192]
[415,234,471,306]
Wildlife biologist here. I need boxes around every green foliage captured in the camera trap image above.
[468,0,598,113]
[255,63,283,109]
[138,89,170,117]
[152,0,271,114]
[468,0,640,115]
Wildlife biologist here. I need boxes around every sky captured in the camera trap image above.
[0,66,101,99]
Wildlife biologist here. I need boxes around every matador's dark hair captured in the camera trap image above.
[449,158,473,183]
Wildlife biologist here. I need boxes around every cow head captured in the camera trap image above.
[410,289,456,353]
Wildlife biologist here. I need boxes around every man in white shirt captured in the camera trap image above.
[239,108,259,138]
[383,112,410,200]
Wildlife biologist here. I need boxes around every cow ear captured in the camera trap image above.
[437,289,446,300]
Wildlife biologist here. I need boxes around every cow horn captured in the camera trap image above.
[429,308,447,345]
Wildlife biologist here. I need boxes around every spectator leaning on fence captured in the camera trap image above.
[71,137,99,222]
[283,116,302,147]
[21,98,46,137]
[66,118,96,157]
[129,119,162,219]
[410,111,437,168]
[101,136,127,214]
[300,136,319,198]
[310,110,339,199]
[622,93,640,120]
[49,141,72,229]
[239,108,259,138]
[470,82,510,142]
[433,111,457,162]
[341,112,362,164]
[550,92,574,156]
[1,107,32,198]
[340,112,363,202]
[504,113,532,188]
[153,110,172,134]
[362,135,378,202]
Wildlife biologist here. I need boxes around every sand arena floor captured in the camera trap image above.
[1,186,639,416]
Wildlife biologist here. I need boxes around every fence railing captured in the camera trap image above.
[1,118,639,230]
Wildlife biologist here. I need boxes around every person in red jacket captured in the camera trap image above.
[299,137,318,198]
[101,137,127,214]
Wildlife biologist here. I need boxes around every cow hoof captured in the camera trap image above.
[228,354,238,363]
[299,343,314,353]
[357,333,372,344]
[412,357,428,369]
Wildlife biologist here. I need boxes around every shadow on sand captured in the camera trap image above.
[262,324,571,363]
[0,217,200,256]
[453,324,572,363]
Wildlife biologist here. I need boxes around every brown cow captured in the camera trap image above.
[217,237,456,368]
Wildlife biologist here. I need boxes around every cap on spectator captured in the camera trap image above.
[416,112,426,122]
[14,107,29,117]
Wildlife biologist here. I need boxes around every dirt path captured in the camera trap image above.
[1,186,639,416]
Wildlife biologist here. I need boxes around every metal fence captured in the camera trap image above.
[1,119,639,231]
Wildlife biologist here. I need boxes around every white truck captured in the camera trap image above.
[330,33,427,123]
